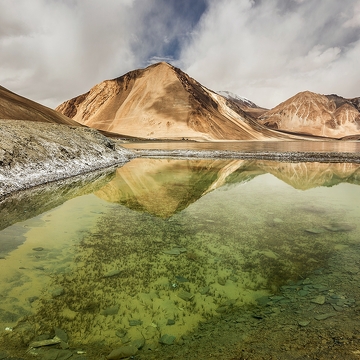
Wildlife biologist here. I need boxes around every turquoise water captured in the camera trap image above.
[0,158,360,359]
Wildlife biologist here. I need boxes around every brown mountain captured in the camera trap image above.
[0,85,79,126]
[258,91,360,139]
[56,62,295,141]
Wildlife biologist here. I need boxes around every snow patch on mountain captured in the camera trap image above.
[217,91,258,108]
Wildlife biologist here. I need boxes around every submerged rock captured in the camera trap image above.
[51,287,65,298]
[129,319,143,326]
[32,247,44,251]
[324,223,355,232]
[159,334,176,345]
[29,335,62,348]
[107,345,138,359]
[163,248,187,256]
[103,269,122,278]
[101,305,119,316]
[131,337,145,349]
[311,295,326,305]
[178,290,194,301]
[305,228,325,234]
[314,312,337,320]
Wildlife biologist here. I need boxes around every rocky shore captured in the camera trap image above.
[0,120,134,198]
[131,148,360,164]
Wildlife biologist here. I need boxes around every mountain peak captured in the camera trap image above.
[258,91,360,138]
[56,63,290,141]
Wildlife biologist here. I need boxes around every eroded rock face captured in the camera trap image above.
[258,91,360,139]
[56,62,291,141]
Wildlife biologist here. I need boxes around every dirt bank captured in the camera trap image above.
[0,119,134,198]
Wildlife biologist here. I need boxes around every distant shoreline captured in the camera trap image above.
[133,149,360,164]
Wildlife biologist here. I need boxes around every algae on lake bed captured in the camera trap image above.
[0,159,360,359]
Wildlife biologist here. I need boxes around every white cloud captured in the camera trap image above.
[178,0,360,108]
[0,0,359,109]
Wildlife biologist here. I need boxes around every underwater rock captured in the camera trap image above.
[166,319,175,326]
[324,223,355,232]
[115,329,127,338]
[129,319,143,326]
[298,321,310,327]
[40,349,72,360]
[198,286,210,295]
[103,269,122,278]
[163,247,186,256]
[215,306,228,313]
[32,247,44,251]
[159,334,176,345]
[178,290,194,301]
[175,275,189,283]
[29,335,61,348]
[54,327,68,343]
[101,305,120,316]
[51,287,65,298]
[131,337,145,349]
[107,345,138,359]
[311,295,326,305]
[314,312,337,321]
[217,276,227,286]
[305,228,325,234]
[61,308,77,321]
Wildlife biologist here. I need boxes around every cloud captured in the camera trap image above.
[0,0,207,107]
[0,0,359,109]
[178,0,360,107]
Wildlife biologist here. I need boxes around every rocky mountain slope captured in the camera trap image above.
[56,62,294,141]
[258,91,360,139]
[0,85,79,126]
[217,90,267,119]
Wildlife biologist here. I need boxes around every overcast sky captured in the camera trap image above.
[1,0,359,109]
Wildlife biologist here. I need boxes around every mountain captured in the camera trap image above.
[258,91,360,139]
[217,90,268,120]
[56,62,295,141]
[0,85,79,126]
[217,91,259,109]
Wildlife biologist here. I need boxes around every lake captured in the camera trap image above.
[1,155,360,359]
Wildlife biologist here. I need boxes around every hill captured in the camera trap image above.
[56,62,294,141]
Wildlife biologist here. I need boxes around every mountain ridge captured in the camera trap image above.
[56,62,296,141]
[258,91,360,139]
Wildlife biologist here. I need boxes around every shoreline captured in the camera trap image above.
[1,148,360,200]
[133,148,360,163]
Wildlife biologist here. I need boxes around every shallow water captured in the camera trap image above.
[0,158,360,359]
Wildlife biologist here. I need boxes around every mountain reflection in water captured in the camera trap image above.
[0,158,360,359]
[95,158,360,217]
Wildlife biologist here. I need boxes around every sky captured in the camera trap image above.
[0,0,359,109]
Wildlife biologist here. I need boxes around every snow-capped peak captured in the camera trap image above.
[217,91,257,108]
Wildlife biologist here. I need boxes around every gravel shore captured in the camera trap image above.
[132,148,360,163]
[0,120,134,198]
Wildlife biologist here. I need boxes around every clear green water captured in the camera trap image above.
[0,158,360,359]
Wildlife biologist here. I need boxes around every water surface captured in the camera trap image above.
[0,158,360,359]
